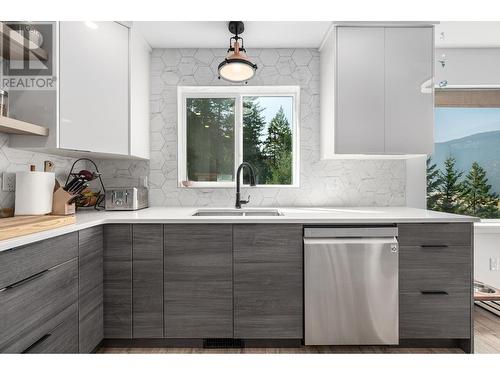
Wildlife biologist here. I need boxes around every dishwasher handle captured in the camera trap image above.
[304,237,398,244]
[304,237,399,253]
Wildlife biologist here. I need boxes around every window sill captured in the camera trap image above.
[178,183,300,189]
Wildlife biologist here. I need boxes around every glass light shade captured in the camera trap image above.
[218,60,256,82]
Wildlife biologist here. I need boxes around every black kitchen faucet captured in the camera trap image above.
[235,162,257,208]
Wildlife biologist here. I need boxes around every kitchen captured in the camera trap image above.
[1,2,500,372]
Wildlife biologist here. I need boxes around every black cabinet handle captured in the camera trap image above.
[21,334,51,354]
[420,245,449,248]
[0,269,49,292]
[420,290,448,295]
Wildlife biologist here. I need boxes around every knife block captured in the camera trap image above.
[52,187,76,215]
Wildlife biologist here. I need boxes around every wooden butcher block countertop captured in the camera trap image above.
[0,215,76,241]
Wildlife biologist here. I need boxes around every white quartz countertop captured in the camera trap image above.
[0,206,478,252]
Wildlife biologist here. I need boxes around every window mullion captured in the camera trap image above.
[234,95,243,183]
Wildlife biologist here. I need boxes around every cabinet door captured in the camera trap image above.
[336,27,385,154]
[164,225,233,338]
[233,224,303,339]
[385,27,434,154]
[78,226,103,353]
[59,21,129,155]
[103,225,132,338]
[133,225,163,338]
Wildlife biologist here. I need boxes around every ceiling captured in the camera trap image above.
[135,21,500,50]
[435,21,500,48]
[134,21,332,48]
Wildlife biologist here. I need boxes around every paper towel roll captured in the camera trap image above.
[15,171,55,215]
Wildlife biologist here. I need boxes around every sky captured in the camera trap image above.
[435,107,500,143]
[250,96,293,128]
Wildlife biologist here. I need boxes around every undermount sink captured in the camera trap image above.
[192,209,283,217]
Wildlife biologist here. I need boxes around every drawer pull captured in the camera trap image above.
[21,334,51,354]
[0,269,49,292]
[420,290,449,295]
[420,245,449,248]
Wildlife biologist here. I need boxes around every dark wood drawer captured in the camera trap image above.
[0,232,78,289]
[22,303,78,354]
[399,245,471,293]
[398,223,472,247]
[400,291,471,339]
[0,258,78,352]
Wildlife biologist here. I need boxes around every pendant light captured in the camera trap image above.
[218,21,257,84]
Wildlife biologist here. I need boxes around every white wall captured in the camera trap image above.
[435,48,500,86]
[405,156,427,209]
[475,224,500,288]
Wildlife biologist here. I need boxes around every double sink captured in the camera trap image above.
[192,209,283,217]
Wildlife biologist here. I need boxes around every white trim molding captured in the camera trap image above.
[177,85,301,188]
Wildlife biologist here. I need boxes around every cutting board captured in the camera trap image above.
[0,215,76,241]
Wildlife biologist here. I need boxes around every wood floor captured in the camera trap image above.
[474,304,500,353]
[99,306,500,354]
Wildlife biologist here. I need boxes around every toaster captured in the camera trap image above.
[105,187,148,211]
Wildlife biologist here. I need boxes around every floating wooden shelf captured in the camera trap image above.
[0,116,49,136]
[0,22,48,62]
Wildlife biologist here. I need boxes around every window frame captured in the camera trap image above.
[177,86,300,188]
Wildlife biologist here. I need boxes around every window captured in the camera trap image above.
[178,86,300,187]
[428,89,500,219]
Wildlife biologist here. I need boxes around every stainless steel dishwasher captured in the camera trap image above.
[304,227,399,345]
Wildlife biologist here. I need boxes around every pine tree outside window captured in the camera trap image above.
[178,86,300,188]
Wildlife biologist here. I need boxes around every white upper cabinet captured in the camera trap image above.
[320,25,434,157]
[59,21,129,155]
[10,21,151,159]
[384,27,434,154]
[335,27,386,154]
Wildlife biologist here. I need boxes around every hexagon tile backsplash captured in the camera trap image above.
[0,133,78,210]
[0,48,407,210]
[94,48,407,208]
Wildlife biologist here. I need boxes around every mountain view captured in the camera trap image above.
[433,130,500,195]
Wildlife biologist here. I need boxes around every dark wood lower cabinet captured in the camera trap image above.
[398,223,473,352]
[233,224,303,339]
[0,220,476,352]
[133,224,164,338]
[103,224,132,339]
[78,226,104,353]
[164,224,233,338]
